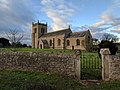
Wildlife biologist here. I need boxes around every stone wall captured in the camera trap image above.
[100,48,120,80]
[0,52,79,77]
[109,55,120,80]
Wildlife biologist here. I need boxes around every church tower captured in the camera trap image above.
[32,20,47,48]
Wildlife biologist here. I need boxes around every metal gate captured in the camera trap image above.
[81,54,102,80]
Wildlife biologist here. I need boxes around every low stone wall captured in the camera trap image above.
[100,48,120,80]
[0,52,79,77]
[109,55,120,80]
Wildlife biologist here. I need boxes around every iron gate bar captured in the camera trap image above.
[81,54,102,80]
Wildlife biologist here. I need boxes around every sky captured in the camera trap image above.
[0,0,120,45]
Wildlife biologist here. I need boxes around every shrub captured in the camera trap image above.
[98,40,118,58]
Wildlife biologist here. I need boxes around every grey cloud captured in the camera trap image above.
[72,25,113,40]
[111,30,120,33]
[91,16,120,37]
[111,25,120,33]
[41,0,77,30]
[111,18,120,26]
[92,32,105,40]
[91,0,120,36]
[0,0,40,44]
[73,25,111,33]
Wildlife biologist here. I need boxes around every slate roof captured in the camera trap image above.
[69,30,89,38]
[41,28,72,37]
[41,40,48,44]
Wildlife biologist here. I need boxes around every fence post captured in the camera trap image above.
[74,50,81,80]
[100,48,110,81]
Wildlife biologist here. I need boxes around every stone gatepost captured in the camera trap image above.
[74,50,81,80]
[100,48,110,81]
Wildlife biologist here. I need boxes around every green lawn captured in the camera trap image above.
[0,48,74,54]
[0,70,120,90]
[0,48,99,55]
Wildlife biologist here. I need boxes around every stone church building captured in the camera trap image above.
[32,21,92,51]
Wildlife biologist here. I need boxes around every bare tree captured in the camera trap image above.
[93,38,100,45]
[5,29,24,51]
[102,33,119,42]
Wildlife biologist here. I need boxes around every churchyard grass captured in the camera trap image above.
[0,70,120,90]
[0,48,99,55]
[0,48,74,54]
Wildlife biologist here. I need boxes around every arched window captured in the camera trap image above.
[88,36,90,44]
[76,39,80,45]
[50,40,52,46]
[67,40,70,46]
[58,39,61,46]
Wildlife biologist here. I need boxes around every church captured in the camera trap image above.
[32,21,93,51]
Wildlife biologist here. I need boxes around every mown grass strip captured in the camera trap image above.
[0,70,120,90]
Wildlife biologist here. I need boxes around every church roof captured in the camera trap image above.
[69,30,89,38]
[41,40,48,44]
[41,28,72,37]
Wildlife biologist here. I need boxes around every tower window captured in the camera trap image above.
[76,39,80,45]
[34,28,37,33]
[58,39,61,46]
[67,40,70,46]
[41,28,45,34]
